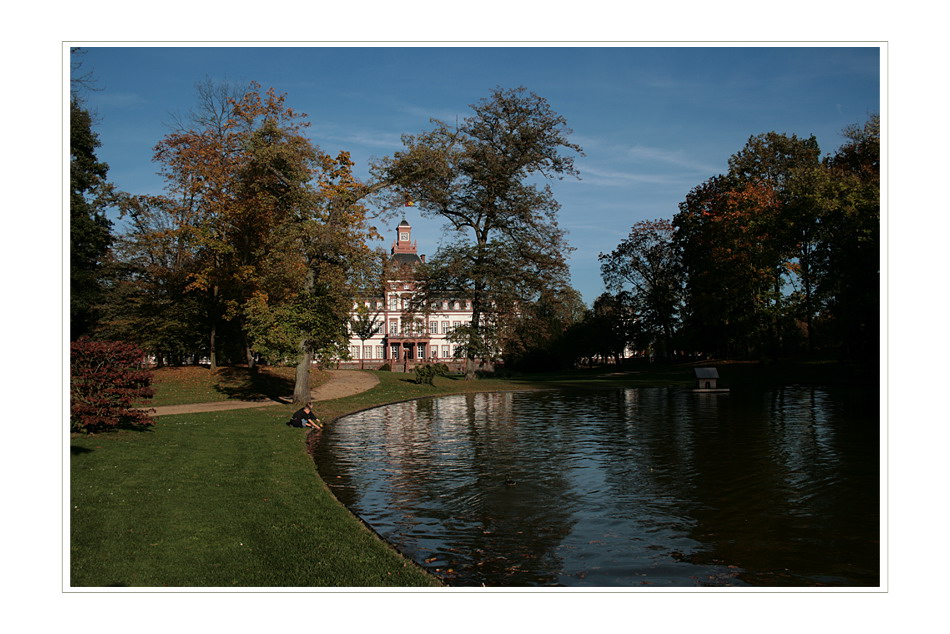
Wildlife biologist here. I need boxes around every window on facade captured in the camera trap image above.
[389,320,398,334]
[417,344,426,359]
[389,297,398,310]
[442,321,450,334]
[391,344,399,359]
[442,345,450,358]
[363,346,372,359]
[453,321,461,330]
[430,321,437,334]
[376,346,384,359]
[350,346,360,359]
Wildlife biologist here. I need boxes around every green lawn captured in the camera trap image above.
[71,361,874,587]
[71,369,532,587]
[70,402,438,587]
[145,365,330,407]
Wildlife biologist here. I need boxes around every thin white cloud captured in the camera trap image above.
[317,125,405,150]
[571,134,722,177]
[625,145,721,174]
[574,165,687,186]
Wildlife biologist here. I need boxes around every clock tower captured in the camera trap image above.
[390,219,422,264]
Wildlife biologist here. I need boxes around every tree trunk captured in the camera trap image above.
[465,284,483,381]
[802,248,814,352]
[243,331,257,372]
[209,322,218,371]
[209,285,219,371]
[293,343,312,404]
[664,321,674,363]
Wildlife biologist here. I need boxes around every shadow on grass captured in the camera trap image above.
[71,446,94,455]
[212,366,296,402]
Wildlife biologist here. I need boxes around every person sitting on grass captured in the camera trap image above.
[287,402,322,429]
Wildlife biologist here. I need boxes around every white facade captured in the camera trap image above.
[346,220,474,365]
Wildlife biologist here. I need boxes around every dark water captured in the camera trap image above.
[312,387,880,587]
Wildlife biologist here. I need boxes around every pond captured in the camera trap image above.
[312,387,880,587]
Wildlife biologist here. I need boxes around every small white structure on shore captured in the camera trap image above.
[693,367,729,392]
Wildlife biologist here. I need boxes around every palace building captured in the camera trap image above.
[344,219,475,369]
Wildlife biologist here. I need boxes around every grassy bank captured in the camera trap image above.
[70,402,438,587]
[70,370,532,587]
[71,360,875,587]
[145,365,331,407]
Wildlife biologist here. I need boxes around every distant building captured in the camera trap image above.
[344,220,475,369]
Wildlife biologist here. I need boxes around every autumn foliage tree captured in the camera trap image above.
[113,81,381,401]
[659,122,879,361]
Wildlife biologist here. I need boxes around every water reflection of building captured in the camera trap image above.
[344,219,476,369]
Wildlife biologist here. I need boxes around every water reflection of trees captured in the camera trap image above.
[586,386,878,586]
[322,392,580,586]
[316,386,879,587]
[637,386,879,586]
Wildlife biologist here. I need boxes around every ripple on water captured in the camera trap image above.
[313,387,879,587]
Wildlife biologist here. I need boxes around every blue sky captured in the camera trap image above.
[77,45,880,305]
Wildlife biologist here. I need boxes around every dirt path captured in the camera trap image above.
[148,370,380,417]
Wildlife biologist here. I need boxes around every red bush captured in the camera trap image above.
[71,338,155,433]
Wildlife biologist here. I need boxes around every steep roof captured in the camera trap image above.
[390,252,422,266]
[694,368,719,379]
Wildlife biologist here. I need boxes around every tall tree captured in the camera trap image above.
[244,149,380,402]
[674,132,822,358]
[674,175,768,357]
[380,87,583,378]
[728,132,822,355]
[70,95,116,339]
[817,115,880,359]
[96,193,208,364]
[673,123,879,360]
[151,80,252,369]
[599,219,682,359]
[140,81,380,400]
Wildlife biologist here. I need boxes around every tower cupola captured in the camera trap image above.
[390,219,424,265]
